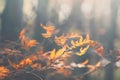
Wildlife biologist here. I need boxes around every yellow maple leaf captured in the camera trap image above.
[79,36,83,43]
[71,40,75,46]
[49,49,56,60]
[49,47,66,60]
[55,47,66,59]
[76,45,89,56]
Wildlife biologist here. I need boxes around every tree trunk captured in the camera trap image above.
[104,0,119,80]
[1,0,23,42]
[34,0,49,41]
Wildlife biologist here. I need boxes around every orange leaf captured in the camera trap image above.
[66,33,80,38]
[41,24,55,38]
[0,66,10,77]
[96,46,104,56]
[31,63,41,69]
[27,40,38,47]
[8,59,18,69]
[20,35,29,49]
[19,29,26,39]
[81,59,89,65]
[42,33,52,38]
[54,35,67,46]
[62,51,72,58]
[95,62,102,68]
[86,34,90,40]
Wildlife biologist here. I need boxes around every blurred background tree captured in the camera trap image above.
[1,0,23,42]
